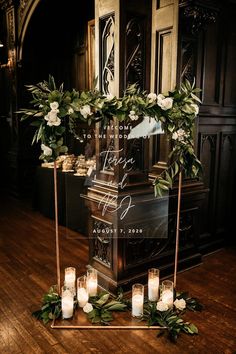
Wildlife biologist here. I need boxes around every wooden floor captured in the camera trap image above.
[0,194,236,354]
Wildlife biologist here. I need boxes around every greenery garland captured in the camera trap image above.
[32,286,202,343]
[18,75,202,195]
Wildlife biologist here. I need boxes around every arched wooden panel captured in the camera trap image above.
[17,0,41,61]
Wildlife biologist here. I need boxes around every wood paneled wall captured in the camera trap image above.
[179,0,236,249]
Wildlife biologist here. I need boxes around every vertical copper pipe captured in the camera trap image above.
[54,161,61,293]
[174,171,182,288]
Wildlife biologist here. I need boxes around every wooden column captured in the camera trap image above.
[150,0,179,174]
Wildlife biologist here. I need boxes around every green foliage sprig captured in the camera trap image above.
[18,75,202,196]
[32,285,61,324]
[85,291,127,325]
[142,290,202,342]
[153,80,202,196]
[143,303,198,343]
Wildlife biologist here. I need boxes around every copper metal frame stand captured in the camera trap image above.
[54,161,61,293]
[51,166,182,329]
[174,171,182,289]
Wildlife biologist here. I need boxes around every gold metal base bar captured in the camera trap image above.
[51,323,167,330]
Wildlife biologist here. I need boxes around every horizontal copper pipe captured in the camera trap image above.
[51,324,167,330]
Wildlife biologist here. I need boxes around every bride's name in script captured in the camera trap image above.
[98,148,135,220]
[101,148,135,172]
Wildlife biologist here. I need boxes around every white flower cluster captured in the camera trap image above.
[174,298,186,311]
[129,110,139,121]
[172,128,189,142]
[157,94,173,111]
[41,143,52,157]
[83,302,93,313]
[80,104,92,119]
[156,298,186,312]
[147,92,173,110]
[44,101,61,127]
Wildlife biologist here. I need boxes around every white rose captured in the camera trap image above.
[163,97,173,110]
[41,144,52,156]
[68,107,74,114]
[174,298,186,311]
[83,303,93,313]
[158,97,173,111]
[156,301,169,312]
[129,110,139,121]
[190,103,199,116]
[50,101,59,111]
[147,92,157,103]
[80,104,92,118]
[44,111,61,126]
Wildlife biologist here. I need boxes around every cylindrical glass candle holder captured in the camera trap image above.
[77,275,89,308]
[64,267,76,294]
[61,286,74,319]
[148,268,160,302]
[161,280,174,308]
[132,283,144,318]
[87,268,97,297]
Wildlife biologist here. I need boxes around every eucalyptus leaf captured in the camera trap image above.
[189,323,198,334]
[36,124,43,142]
[105,303,127,311]
[190,92,202,103]
[96,293,110,306]
[103,300,122,309]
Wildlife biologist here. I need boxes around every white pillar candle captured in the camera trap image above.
[87,268,98,296]
[87,279,97,297]
[148,278,159,302]
[77,287,89,307]
[148,268,160,302]
[64,267,76,288]
[132,294,144,317]
[61,294,74,319]
[162,289,174,308]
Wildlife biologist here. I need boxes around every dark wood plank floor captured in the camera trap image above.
[0,195,236,354]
